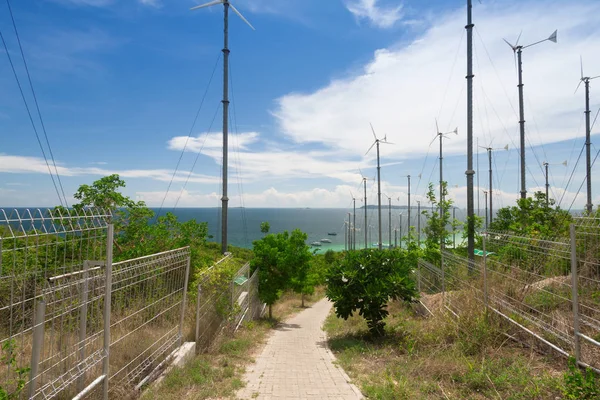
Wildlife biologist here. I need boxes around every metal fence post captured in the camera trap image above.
[28,300,46,399]
[441,251,445,304]
[483,232,488,312]
[570,223,581,364]
[103,224,114,400]
[179,256,191,344]
[195,284,202,355]
[78,260,90,392]
[417,262,421,293]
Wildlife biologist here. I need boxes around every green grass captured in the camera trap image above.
[324,299,565,399]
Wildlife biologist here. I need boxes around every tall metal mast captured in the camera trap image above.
[434,124,458,251]
[363,178,368,249]
[585,79,592,213]
[479,144,508,224]
[407,175,411,244]
[466,0,475,267]
[504,30,557,200]
[377,141,382,250]
[366,124,392,251]
[191,0,254,254]
[577,62,600,213]
[221,2,231,254]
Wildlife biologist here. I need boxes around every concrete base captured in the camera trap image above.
[150,342,197,387]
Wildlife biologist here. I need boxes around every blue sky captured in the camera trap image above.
[1,0,600,211]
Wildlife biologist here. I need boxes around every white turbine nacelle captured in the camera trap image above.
[191,0,255,30]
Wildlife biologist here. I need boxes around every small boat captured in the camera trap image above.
[310,241,322,247]
[320,238,332,243]
[327,232,337,236]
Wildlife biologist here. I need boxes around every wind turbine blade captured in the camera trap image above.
[190,0,223,11]
[435,118,440,134]
[590,75,600,80]
[382,141,395,145]
[229,3,256,30]
[429,135,437,147]
[369,123,377,141]
[575,80,583,94]
[580,55,584,80]
[515,30,522,47]
[548,29,557,43]
[503,38,515,50]
[365,142,376,156]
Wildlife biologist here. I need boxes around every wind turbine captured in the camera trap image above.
[504,29,557,200]
[432,121,458,251]
[358,170,370,249]
[575,57,600,214]
[366,123,393,250]
[191,0,255,254]
[543,160,567,208]
[478,143,508,224]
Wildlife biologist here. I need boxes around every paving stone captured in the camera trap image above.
[236,299,363,400]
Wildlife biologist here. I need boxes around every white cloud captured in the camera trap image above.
[0,155,219,184]
[274,0,600,165]
[345,0,403,29]
[168,132,260,153]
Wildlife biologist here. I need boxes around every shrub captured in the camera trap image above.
[562,357,599,399]
[326,249,418,337]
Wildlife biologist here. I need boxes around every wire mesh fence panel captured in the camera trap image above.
[485,231,575,355]
[107,247,190,397]
[194,256,265,355]
[573,218,600,370]
[194,255,238,354]
[0,208,111,400]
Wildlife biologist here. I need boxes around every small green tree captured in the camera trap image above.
[421,182,460,263]
[326,249,418,337]
[284,230,313,307]
[490,191,571,238]
[251,231,290,319]
[260,221,270,234]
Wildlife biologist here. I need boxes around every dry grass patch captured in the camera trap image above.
[324,298,565,399]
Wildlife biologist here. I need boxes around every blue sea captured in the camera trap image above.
[160,207,458,251]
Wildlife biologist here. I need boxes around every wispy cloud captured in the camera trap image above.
[0,155,219,184]
[345,0,404,29]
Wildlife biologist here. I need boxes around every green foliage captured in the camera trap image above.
[73,174,136,211]
[0,340,29,400]
[260,221,270,234]
[421,182,462,263]
[251,229,314,317]
[324,249,336,264]
[562,357,600,399]
[325,249,418,337]
[490,191,571,238]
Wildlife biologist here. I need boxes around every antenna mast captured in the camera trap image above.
[466,0,475,267]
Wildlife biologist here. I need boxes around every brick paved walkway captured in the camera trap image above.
[236,298,363,399]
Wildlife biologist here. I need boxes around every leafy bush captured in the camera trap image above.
[326,249,418,337]
[0,340,29,400]
[562,357,599,399]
